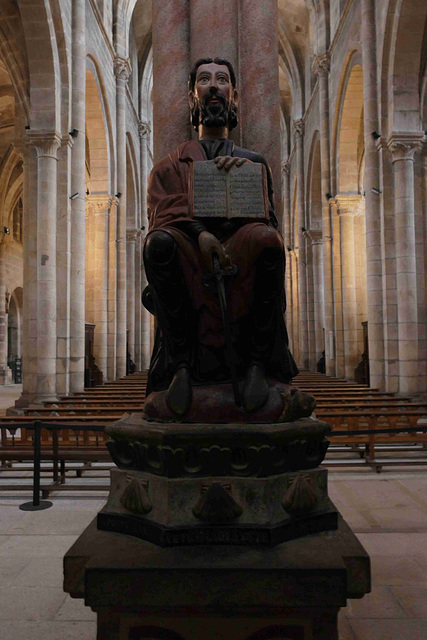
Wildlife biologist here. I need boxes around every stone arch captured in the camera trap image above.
[331,50,361,194]
[390,0,426,133]
[85,60,113,195]
[126,132,139,230]
[17,0,64,132]
[7,286,23,372]
[0,11,30,124]
[336,63,364,194]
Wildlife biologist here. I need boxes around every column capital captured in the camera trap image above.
[26,132,61,159]
[138,121,151,138]
[293,120,304,138]
[126,228,138,243]
[387,133,424,162]
[281,160,291,174]
[305,229,323,245]
[312,53,330,77]
[335,194,365,216]
[114,56,132,82]
[86,194,113,212]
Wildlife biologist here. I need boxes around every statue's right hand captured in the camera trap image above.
[198,231,231,271]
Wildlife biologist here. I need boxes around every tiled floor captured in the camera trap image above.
[0,471,426,639]
[1,380,426,639]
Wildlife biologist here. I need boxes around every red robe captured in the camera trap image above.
[146,140,284,349]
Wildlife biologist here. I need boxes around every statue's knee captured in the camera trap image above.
[144,231,177,265]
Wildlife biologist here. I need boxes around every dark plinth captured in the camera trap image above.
[64,514,370,640]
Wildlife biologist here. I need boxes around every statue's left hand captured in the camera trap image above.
[214,156,251,172]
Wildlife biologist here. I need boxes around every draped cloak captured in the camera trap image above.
[145,140,298,392]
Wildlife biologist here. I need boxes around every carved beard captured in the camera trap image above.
[191,90,238,131]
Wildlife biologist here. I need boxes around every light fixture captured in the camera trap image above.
[69,192,79,200]
[371,187,381,195]
[69,128,78,138]
[371,131,381,141]
[115,192,122,199]
[4,226,10,235]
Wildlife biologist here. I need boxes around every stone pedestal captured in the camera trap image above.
[64,514,370,640]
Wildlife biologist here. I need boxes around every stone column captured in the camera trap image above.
[388,135,423,393]
[239,0,282,220]
[361,0,384,390]
[0,240,11,384]
[87,194,111,379]
[134,229,143,371]
[281,161,292,334]
[313,54,335,376]
[190,0,238,69]
[107,197,118,382]
[294,120,309,370]
[139,122,151,370]
[152,0,190,162]
[336,195,364,380]
[114,57,131,379]
[126,229,137,365]
[70,0,86,393]
[28,133,61,402]
[307,230,324,368]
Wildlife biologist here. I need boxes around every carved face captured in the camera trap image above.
[189,62,238,131]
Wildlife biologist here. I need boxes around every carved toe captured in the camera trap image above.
[242,363,269,413]
[166,366,192,417]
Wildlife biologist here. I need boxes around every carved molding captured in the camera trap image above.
[26,132,61,159]
[126,228,138,243]
[293,119,304,138]
[138,121,151,138]
[335,194,365,216]
[388,133,423,163]
[114,56,132,81]
[312,53,330,77]
[281,160,291,174]
[86,194,113,212]
[305,229,323,245]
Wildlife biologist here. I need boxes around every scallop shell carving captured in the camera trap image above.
[120,476,152,514]
[193,483,243,524]
[282,474,318,515]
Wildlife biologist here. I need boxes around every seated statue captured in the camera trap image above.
[143,57,299,419]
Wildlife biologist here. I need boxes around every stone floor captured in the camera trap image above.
[0,470,426,639]
[0,383,427,639]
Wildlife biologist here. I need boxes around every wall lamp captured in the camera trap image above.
[4,226,10,235]
[115,192,122,199]
[286,245,292,252]
[371,187,382,195]
[325,192,332,200]
[69,192,79,200]
[69,128,79,138]
[371,131,381,141]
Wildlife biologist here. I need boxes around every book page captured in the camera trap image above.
[191,160,268,219]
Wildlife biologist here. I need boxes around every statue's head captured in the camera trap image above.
[188,57,239,132]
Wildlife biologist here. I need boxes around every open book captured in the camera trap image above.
[189,160,269,220]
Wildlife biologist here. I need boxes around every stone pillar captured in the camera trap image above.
[114,57,131,379]
[294,120,309,370]
[281,161,292,335]
[361,0,384,390]
[313,54,335,376]
[190,0,238,69]
[389,135,423,393]
[134,230,143,371]
[126,229,137,365]
[87,195,111,379]
[70,0,86,392]
[28,133,61,402]
[152,0,190,162]
[107,198,118,382]
[0,241,11,384]
[336,195,364,380]
[307,230,324,368]
[139,122,151,370]
[239,0,282,220]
